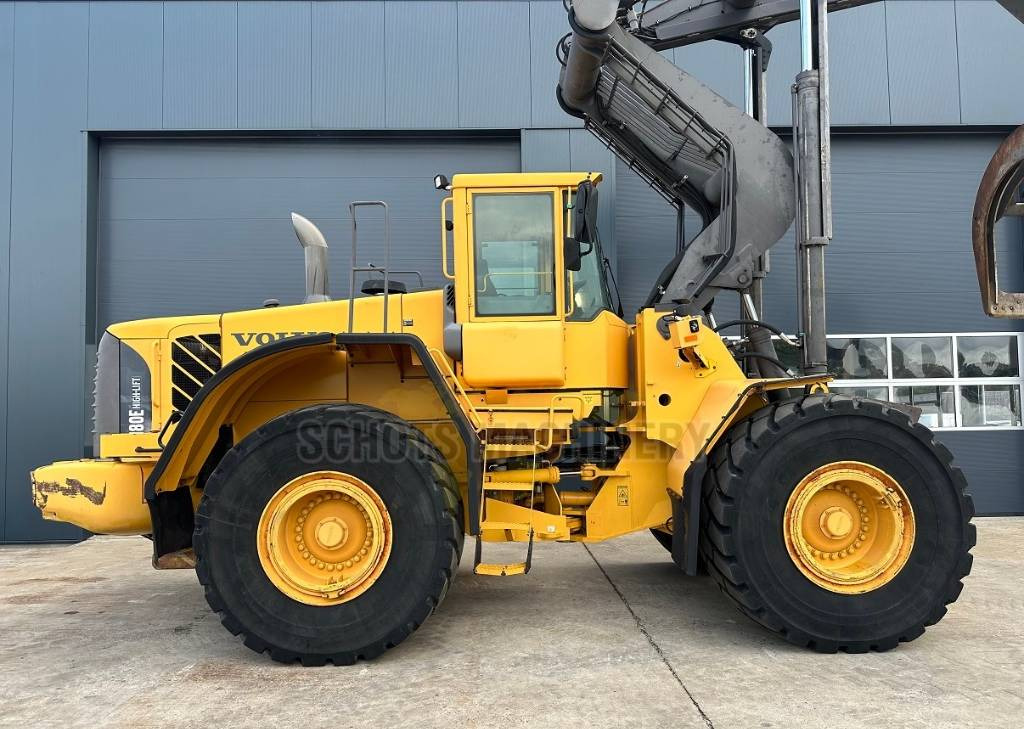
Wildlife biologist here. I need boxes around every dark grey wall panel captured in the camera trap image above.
[458,1,531,128]
[761,133,1022,335]
[87,1,163,130]
[238,1,312,129]
[956,0,1024,125]
[0,1,12,540]
[940,431,1024,514]
[673,41,744,109]
[163,1,238,129]
[97,137,520,326]
[765,4,890,127]
[885,1,960,125]
[828,3,890,125]
[6,1,87,542]
[312,2,386,129]
[530,0,580,128]
[765,20,800,127]
[521,129,571,172]
[385,1,458,128]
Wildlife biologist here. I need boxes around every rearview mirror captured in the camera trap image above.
[573,180,598,245]
[564,235,582,272]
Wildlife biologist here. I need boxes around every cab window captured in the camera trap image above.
[473,193,556,317]
[563,190,614,321]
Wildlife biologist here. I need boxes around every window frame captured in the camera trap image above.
[826,331,1024,431]
[467,187,564,322]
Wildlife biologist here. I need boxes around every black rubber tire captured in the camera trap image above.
[194,403,464,665]
[700,393,975,653]
[650,528,673,553]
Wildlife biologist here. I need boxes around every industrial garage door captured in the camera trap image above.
[97,135,521,330]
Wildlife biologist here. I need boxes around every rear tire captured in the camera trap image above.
[194,404,464,665]
[700,394,975,652]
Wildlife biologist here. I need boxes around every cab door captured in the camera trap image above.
[460,188,567,389]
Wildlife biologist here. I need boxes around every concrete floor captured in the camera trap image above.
[1,518,1021,729]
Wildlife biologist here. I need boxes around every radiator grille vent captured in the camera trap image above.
[171,334,221,412]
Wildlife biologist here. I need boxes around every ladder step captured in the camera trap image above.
[473,527,534,576]
[479,520,531,532]
[474,562,529,577]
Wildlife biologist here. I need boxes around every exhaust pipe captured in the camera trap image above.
[290,212,330,303]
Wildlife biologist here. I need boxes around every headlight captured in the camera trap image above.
[93,331,153,450]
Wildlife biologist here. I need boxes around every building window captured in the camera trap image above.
[826,332,1024,431]
[826,337,887,379]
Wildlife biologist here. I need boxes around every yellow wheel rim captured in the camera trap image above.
[784,461,915,594]
[257,471,392,606]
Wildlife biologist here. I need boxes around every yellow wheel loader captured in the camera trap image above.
[30,0,979,664]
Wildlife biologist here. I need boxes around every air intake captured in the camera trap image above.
[171,334,222,412]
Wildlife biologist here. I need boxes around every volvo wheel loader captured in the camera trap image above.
[31,0,978,664]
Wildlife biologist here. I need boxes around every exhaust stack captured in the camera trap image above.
[290,212,330,303]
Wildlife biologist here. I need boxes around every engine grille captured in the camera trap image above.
[171,334,222,412]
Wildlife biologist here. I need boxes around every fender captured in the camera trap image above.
[667,374,829,575]
[146,332,483,561]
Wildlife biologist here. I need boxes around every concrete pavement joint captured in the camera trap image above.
[583,543,715,729]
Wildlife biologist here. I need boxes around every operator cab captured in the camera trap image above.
[441,172,627,391]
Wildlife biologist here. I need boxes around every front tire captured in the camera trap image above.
[194,404,464,664]
[701,394,975,652]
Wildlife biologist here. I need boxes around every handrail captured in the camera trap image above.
[427,347,483,431]
[348,200,390,333]
[536,394,587,451]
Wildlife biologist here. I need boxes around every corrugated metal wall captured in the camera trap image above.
[1,1,1024,541]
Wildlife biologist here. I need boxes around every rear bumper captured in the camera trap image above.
[31,460,152,535]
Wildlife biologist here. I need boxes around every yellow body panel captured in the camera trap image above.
[462,320,565,388]
[31,459,152,535]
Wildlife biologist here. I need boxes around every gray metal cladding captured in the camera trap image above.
[956,0,1024,124]
[826,2,891,125]
[312,2,386,128]
[941,431,1024,514]
[672,41,745,109]
[530,0,582,128]
[520,129,572,171]
[238,1,312,129]
[885,1,961,125]
[385,1,458,128]
[163,1,238,129]
[97,137,521,327]
[6,1,88,542]
[0,1,11,540]
[458,1,531,128]
[87,1,163,130]
[762,2,891,127]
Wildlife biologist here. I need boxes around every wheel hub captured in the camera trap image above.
[257,471,392,606]
[819,506,854,539]
[784,461,915,594]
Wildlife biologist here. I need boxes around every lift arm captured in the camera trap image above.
[558,0,871,314]
[633,0,876,51]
